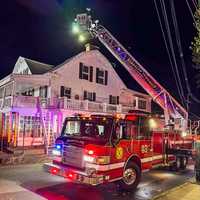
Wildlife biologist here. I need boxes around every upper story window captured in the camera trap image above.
[0,87,4,98]
[5,84,13,97]
[23,68,29,75]
[138,100,147,110]
[39,86,48,98]
[60,86,71,99]
[84,91,96,101]
[109,95,119,105]
[79,62,93,82]
[96,68,108,85]
[22,89,34,96]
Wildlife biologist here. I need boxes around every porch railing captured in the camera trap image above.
[1,95,150,114]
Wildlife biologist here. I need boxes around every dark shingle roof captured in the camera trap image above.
[24,58,53,74]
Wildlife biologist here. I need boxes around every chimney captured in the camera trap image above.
[85,43,99,52]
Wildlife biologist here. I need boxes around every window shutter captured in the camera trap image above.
[68,88,71,99]
[44,86,48,98]
[84,91,87,100]
[39,87,42,97]
[96,68,99,83]
[60,86,65,97]
[109,95,112,104]
[117,96,119,105]
[105,70,108,85]
[79,62,83,79]
[93,92,96,101]
[89,66,93,82]
[32,88,34,96]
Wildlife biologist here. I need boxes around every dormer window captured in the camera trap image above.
[23,68,29,75]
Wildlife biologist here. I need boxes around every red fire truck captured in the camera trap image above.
[44,12,195,191]
[44,113,194,191]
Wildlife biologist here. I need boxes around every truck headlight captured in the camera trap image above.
[84,155,95,163]
[84,155,110,165]
[52,149,61,156]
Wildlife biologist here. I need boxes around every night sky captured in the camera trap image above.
[0,0,199,117]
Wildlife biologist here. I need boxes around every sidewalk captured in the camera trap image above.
[153,180,200,200]
[0,150,51,165]
[0,179,46,200]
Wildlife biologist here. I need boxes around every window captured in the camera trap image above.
[22,89,34,96]
[64,121,80,135]
[0,88,4,98]
[138,100,147,110]
[125,121,138,139]
[133,99,136,107]
[84,91,96,101]
[39,86,48,98]
[137,116,152,140]
[60,86,71,98]
[5,84,13,97]
[109,95,119,105]
[23,68,29,75]
[19,116,42,138]
[96,68,108,85]
[79,63,93,82]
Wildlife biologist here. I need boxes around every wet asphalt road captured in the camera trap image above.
[0,163,194,200]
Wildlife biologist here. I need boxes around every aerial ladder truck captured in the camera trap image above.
[44,12,196,191]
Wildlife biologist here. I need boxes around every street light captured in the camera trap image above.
[72,23,80,34]
[78,34,86,42]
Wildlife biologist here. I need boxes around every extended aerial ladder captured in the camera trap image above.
[74,12,188,131]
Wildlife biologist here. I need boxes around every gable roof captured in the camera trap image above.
[24,58,53,74]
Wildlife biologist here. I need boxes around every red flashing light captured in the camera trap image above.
[68,173,73,178]
[66,172,75,180]
[51,168,59,175]
[126,115,137,121]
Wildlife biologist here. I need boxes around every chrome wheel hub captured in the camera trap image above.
[123,168,136,185]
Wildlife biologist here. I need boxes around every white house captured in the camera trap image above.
[0,46,151,149]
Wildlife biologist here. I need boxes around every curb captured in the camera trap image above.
[152,182,190,200]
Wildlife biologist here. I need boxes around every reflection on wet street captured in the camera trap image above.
[0,164,194,200]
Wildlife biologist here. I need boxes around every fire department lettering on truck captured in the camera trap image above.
[115,147,123,159]
[141,144,151,153]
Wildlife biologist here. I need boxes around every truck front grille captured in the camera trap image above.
[62,145,84,169]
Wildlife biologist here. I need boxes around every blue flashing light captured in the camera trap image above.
[55,144,62,150]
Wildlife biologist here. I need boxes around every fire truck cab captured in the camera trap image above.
[44,113,193,191]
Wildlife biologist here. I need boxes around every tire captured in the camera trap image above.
[180,157,187,170]
[116,162,141,192]
[170,157,181,171]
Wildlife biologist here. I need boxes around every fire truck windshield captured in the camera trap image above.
[62,117,113,140]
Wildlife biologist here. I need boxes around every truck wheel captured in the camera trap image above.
[170,157,181,171]
[117,162,141,192]
[180,157,187,170]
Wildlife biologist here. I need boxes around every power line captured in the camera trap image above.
[185,0,196,22]
[159,0,187,106]
[192,0,198,9]
[170,0,200,110]
[153,0,186,107]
